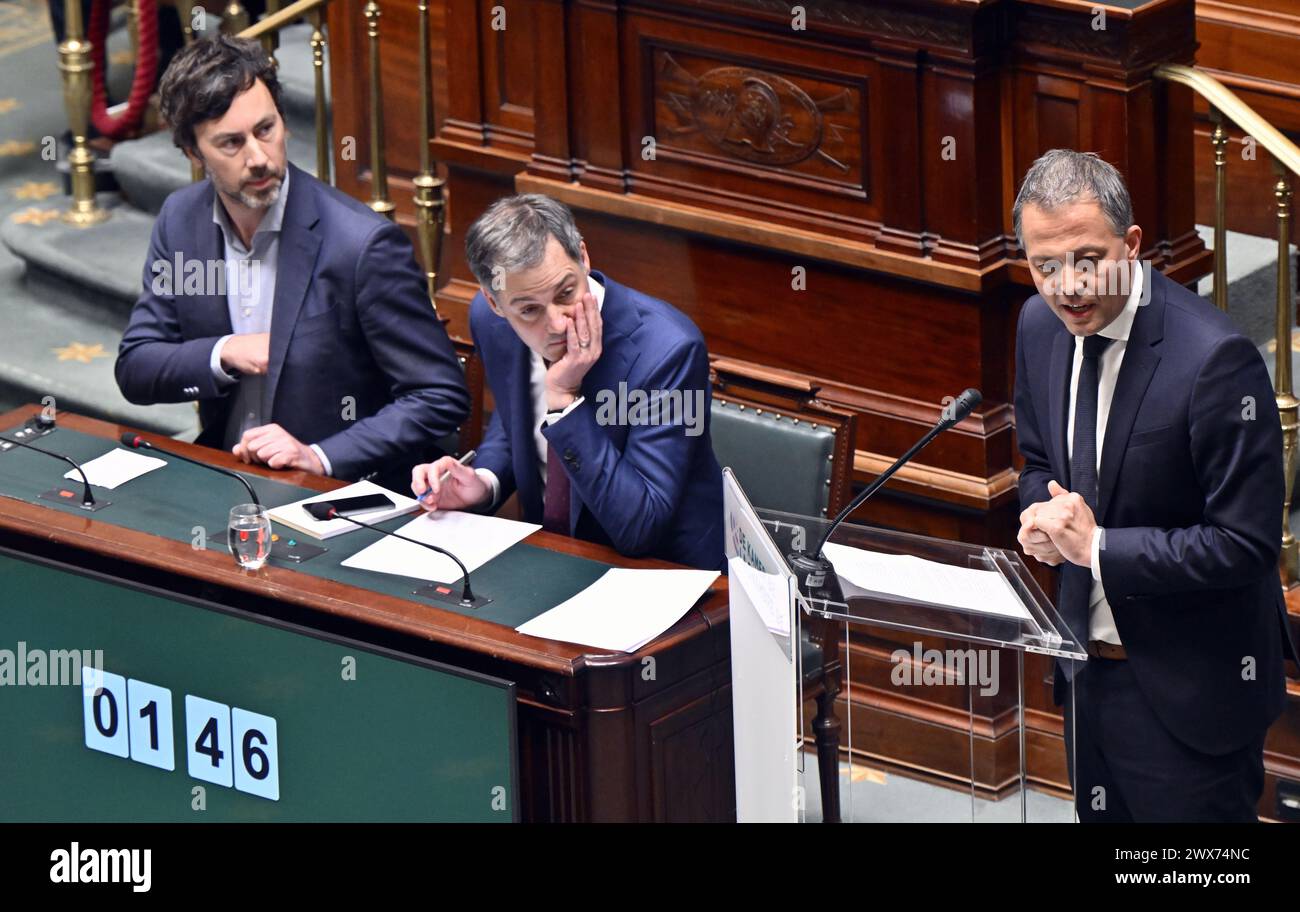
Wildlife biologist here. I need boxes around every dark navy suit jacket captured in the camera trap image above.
[1015,266,1295,755]
[470,271,724,571]
[115,162,470,485]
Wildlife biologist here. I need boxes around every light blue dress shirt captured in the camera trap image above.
[206,171,333,474]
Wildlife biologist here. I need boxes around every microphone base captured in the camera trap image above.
[413,582,492,610]
[38,488,110,512]
[269,538,327,563]
[786,550,845,606]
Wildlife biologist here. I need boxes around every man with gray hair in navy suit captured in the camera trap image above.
[1013,149,1296,821]
[411,194,724,570]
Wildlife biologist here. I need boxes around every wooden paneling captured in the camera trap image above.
[322,0,1292,815]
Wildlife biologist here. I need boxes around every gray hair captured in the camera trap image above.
[465,194,584,293]
[1012,149,1133,248]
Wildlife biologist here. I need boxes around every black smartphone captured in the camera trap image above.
[306,493,396,520]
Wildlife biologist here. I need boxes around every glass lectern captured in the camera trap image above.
[724,469,1084,823]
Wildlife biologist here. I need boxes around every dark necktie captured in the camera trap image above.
[1058,333,1111,678]
[543,442,570,535]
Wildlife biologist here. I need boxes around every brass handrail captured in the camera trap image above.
[1155,63,1300,587]
[1155,64,1300,176]
[237,0,328,41]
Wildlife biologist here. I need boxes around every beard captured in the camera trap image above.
[208,164,284,210]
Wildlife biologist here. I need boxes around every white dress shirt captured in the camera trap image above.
[1066,262,1144,645]
[476,274,605,507]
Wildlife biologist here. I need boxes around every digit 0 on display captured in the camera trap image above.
[84,673,279,800]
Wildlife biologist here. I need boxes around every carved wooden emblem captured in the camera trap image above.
[658,53,852,172]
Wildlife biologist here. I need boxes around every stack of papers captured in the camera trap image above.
[516,568,720,652]
[64,448,166,489]
[821,541,1030,620]
[340,510,540,581]
[728,556,791,636]
[268,481,420,539]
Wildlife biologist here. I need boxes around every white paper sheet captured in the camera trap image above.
[340,509,540,582]
[516,568,720,652]
[64,448,166,490]
[728,556,791,637]
[822,541,1031,621]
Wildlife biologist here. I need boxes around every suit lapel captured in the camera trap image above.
[1096,270,1165,525]
[265,165,322,415]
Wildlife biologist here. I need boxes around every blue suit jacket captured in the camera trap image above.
[470,271,724,571]
[1015,267,1295,755]
[115,162,470,485]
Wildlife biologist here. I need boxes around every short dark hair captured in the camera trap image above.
[158,34,283,154]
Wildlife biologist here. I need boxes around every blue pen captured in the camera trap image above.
[418,449,476,503]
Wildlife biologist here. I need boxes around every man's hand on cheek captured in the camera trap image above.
[544,290,603,411]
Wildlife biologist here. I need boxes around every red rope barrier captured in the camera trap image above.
[88,0,160,140]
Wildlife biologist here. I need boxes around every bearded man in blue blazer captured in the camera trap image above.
[1013,150,1296,822]
[116,36,469,490]
[412,194,724,571]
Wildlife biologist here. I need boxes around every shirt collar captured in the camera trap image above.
[1092,259,1143,344]
[211,167,291,251]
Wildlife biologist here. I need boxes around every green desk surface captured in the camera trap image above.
[0,424,611,629]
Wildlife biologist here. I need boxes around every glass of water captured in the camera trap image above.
[228,503,272,570]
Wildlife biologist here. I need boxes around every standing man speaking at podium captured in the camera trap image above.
[410,194,724,571]
[115,36,469,490]
[1012,149,1295,822]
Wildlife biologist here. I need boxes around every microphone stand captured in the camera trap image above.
[323,508,490,609]
[0,434,107,511]
[787,389,983,605]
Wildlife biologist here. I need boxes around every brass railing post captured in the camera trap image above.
[177,0,203,182]
[310,8,330,185]
[1156,64,1300,589]
[176,0,197,44]
[363,0,395,220]
[1210,108,1229,312]
[262,0,282,64]
[1273,163,1299,587]
[413,0,446,310]
[222,1,250,34]
[58,0,108,225]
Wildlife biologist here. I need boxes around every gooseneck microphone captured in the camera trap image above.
[305,503,486,609]
[120,432,261,507]
[0,434,97,509]
[787,388,983,602]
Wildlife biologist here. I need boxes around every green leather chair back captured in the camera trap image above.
[710,398,837,517]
